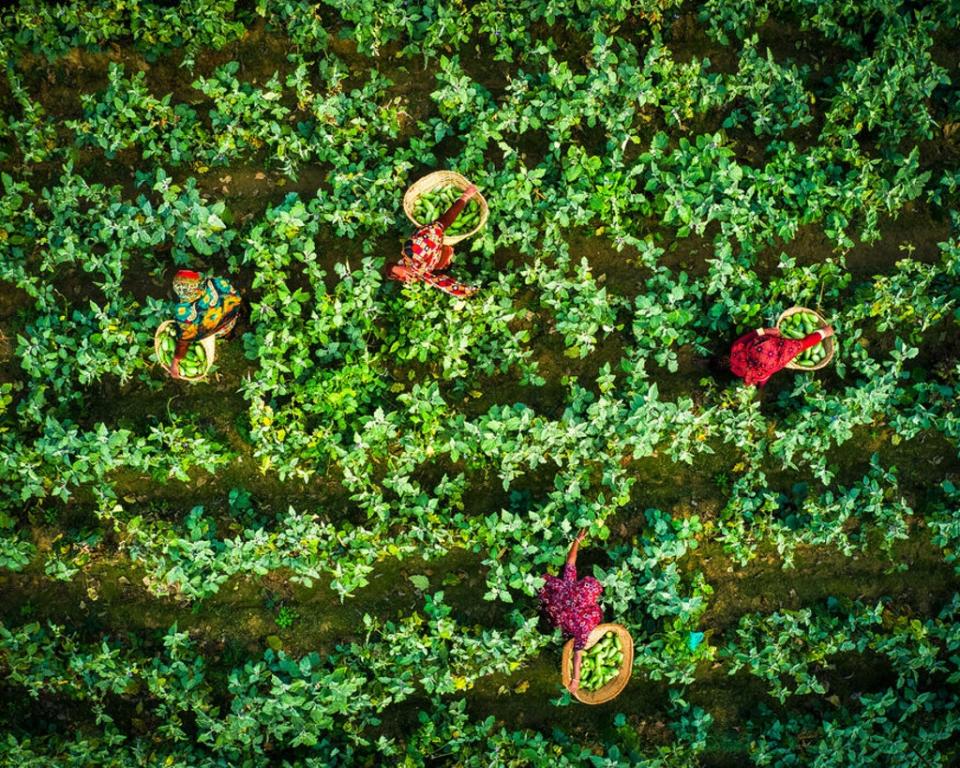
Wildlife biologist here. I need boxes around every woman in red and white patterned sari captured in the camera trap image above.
[388,185,479,297]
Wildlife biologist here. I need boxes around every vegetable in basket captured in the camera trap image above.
[572,630,624,692]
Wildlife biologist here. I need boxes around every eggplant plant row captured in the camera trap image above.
[1,0,959,765]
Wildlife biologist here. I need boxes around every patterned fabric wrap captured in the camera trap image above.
[174,275,242,342]
[538,564,604,650]
[729,329,825,386]
[402,222,447,274]
[172,270,203,302]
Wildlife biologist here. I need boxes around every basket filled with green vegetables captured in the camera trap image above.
[154,320,215,382]
[561,623,634,705]
[403,170,488,245]
[776,306,835,371]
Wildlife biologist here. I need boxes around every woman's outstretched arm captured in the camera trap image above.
[565,529,588,568]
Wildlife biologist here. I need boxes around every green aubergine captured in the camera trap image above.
[573,631,624,691]
[415,186,482,229]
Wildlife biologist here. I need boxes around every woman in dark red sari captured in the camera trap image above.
[388,185,479,297]
[729,325,834,386]
[538,529,603,694]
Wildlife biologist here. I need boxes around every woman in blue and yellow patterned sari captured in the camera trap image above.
[169,270,242,379]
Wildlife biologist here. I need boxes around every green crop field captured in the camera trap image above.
[1,1,959,766]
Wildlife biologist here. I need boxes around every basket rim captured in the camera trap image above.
[776,306,835,371]
[155,320,215,382]
[560,623,634,705]
[402,171,489,246]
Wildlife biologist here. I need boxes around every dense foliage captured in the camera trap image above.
[1,0,959,765]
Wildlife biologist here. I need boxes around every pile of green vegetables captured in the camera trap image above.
[412,185,483,236]
[778,309,830,368]
[156,325,209,379]
[575,631,625,692]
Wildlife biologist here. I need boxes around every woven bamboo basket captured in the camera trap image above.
[776,306,835,371]
[154,320,216,383]
[402,170,489,245]
[561,623,634,705]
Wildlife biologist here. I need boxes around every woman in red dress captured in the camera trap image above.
[388,185,479,297]
[729,325,835,386]
[538,529,603,694]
